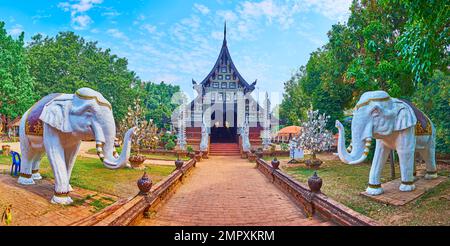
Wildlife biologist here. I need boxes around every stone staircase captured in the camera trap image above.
[209,143,240,156]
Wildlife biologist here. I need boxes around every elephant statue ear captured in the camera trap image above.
[393,99,417,131]
[39,96,73,133]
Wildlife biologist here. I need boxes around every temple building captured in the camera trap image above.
[173,23,277,154]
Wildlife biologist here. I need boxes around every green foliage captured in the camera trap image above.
[160,132,177,145]
[393,0,449,83]
[0,22,37,119]
[280,143,289,151]
[165,140,176,150]
[26,32,140,120]
[412,71,450,153]
[138,81,181,129]
[186,145,194,153]
[279,68,309,126]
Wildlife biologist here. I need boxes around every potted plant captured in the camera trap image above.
[298,110,334,169]
[255,147,264,159]
[186,145,195,159]
[247,148,256,162]
[280,142,289,152]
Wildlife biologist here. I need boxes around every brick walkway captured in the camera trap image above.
[0,174,117,226]
[137,156,332,226]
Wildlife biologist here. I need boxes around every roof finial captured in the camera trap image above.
[223,21,227,44]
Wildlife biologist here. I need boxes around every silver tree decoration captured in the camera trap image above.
[298,110,334,161]
[177,106,187,151]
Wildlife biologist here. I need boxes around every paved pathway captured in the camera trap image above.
[137,156,332,226]
[0,174,117,226]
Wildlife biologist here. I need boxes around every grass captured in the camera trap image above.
[71,194,116,212]
[0,154,174,198]
[86,148,189,161]
[283,155,450,225]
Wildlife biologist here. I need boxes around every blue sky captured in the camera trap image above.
[0,0,352,105]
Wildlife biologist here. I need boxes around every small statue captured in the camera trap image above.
[1,205,12,225]
[200,121,209,152]
[241,119,251,152]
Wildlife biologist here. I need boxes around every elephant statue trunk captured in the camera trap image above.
[336,120,372,165]
[95,128,135,169]
[91,118,135,169]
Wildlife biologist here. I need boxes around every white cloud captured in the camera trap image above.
[300,0,352,22]
[58,0,103,30]
[217,10,238,22]
[72,15,92,30]
[193,3,210,15]
[107,29,128,41]
[9,24,24,36]
[141,24,157,34]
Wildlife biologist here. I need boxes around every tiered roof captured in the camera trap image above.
[193,22,256,94]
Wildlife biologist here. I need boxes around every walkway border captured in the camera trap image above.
[71,159,196,226]
[256,158,379,226]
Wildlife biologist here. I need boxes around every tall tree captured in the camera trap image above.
[139,81,181,129]
[27,32,140,120]
[412,71,450,153]
[0,22,36,120]
[394,0,449,84]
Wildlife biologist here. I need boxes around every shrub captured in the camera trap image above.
[186,145,194,153]
[280,143,289,151]
[165,140,176,150]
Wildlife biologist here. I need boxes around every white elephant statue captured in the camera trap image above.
[18,88,135,204]
[335,90,437,196]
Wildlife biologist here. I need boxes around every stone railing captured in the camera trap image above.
[256,158,378,226]
[71,158,197,226]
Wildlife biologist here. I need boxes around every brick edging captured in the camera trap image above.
[71,159,197,226]
[256,158,379,226]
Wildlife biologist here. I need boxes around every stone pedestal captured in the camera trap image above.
[248,153,256,162]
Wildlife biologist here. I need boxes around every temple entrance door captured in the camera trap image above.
[210,102,237,143]
[210,126,236,143]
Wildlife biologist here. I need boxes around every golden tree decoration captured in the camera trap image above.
[117,99,160,154]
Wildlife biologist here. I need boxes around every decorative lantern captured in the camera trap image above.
[308,171,322,193]
[271,157,280,169]
[175,158,184,169]
[137,172,152,195]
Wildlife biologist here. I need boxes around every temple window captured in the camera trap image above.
[221,82,227,88]
[225,75,231,80]
[221,67,227,73]
[229,82,236,88]
[218,75,223,80]
[213,82,219,88]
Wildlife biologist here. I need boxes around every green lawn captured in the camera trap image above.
[86,148,189,161]
[283,156,450,225]
[0,154,174,198]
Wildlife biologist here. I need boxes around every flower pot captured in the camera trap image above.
[201,151,209,159]
[129,155,146,169]
[305,158,322,169]
[247,153,256,162]
[255,149,264,159]
[241,152,248,159]
[188,152,195,159]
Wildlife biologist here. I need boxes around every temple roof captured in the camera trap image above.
[196,22,256,94]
